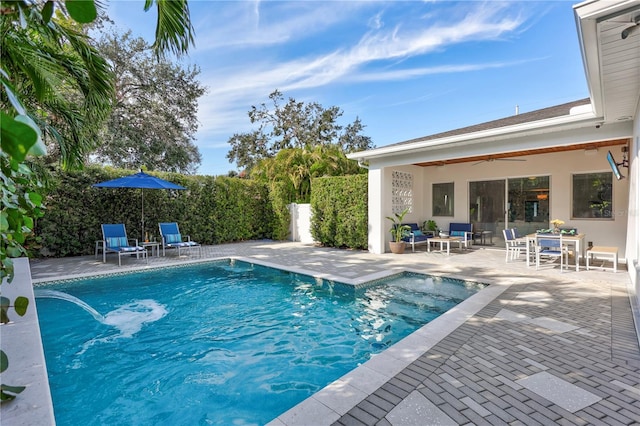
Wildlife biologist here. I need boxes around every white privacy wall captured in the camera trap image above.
[289,203,315,244]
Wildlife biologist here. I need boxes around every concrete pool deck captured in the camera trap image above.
[27,241,640,425]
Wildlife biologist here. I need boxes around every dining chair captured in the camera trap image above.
[535,234,569,271]
[503,229,526,262]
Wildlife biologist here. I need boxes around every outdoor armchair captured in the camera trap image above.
[449,223,473,249]
[159,222,202,257]
[401,223,432,252]
[100,224,148,266]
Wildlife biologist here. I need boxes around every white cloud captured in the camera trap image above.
[191,1,373,51]
[193,1,529,138]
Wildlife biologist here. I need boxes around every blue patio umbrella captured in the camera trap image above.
[93,170,186,240]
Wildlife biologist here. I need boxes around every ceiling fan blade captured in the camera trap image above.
[472,157,526,165]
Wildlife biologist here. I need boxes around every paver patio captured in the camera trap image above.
[29,241,640,425]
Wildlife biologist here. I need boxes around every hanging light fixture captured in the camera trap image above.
[621,15,640,39]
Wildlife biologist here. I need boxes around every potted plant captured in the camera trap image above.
[423,219,438,236]
[550,218,565,234]
[386,209,411,254]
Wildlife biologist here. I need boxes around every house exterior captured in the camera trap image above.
[347,0,640,302]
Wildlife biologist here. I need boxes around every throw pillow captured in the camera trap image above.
[106,237,128,248]
[165,233,182,244]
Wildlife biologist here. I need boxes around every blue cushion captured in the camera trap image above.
[450,223,472,232]
[165,233,182,244]
[538,239,561,248]
[173,241,199,247]
[451,230,465,237]
[413,230,423,236]
[106,237,128,248]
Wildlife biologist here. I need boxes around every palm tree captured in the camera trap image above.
[1,0,195,167]
[1,5,113,168]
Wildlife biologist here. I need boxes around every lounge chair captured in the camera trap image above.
[101,224,148,266]
[159,222,202,256]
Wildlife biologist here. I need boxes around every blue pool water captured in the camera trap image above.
[36,260,485,425]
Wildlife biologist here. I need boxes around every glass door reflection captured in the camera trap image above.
[507,176,550,236]
[469,179,505,245]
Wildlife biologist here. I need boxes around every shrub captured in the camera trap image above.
[310,174,367,249]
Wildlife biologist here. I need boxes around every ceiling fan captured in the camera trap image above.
[472,157,526,166]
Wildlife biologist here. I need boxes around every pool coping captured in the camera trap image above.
[266,277,508,425]
[13,255,507,425]
[0,258,55,426]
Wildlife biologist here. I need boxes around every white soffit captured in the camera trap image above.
[574,0,640,122]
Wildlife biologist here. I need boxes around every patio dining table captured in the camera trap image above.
[525,233,586,272]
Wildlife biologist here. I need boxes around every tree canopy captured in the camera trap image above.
[90,30,205,174]
[251,145,366,203]
[1,2,114,169]
[226,90,374,172]
[234,91,373,204]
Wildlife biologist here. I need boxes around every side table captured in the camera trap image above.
[142,242,161,257]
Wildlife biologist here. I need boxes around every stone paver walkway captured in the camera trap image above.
[30,241,640,425]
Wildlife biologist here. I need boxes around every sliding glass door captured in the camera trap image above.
[469,176,550,245]
[469,180,505,242]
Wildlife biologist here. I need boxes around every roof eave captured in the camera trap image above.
[347,110,601,162]
[573,0,640,118]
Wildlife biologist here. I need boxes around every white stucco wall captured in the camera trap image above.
[368,167,385,254]
[625,97,640,308]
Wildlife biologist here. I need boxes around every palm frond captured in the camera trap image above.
[148,0,195,58]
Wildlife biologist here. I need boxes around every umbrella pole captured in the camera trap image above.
[141,189,145,243]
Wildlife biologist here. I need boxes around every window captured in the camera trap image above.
[572,172,613,219]
[432,182,454,216]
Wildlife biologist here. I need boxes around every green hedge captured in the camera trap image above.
[31,167,368,257]
[310,174,368,249]
[34,166,276,257]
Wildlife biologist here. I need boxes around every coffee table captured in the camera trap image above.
[427,237,462,255]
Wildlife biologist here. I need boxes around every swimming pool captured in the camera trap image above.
[35,259,486,425]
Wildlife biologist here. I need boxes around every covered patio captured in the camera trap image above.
[347,0,640,320]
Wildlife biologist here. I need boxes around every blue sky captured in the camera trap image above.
[106,1,589,176]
